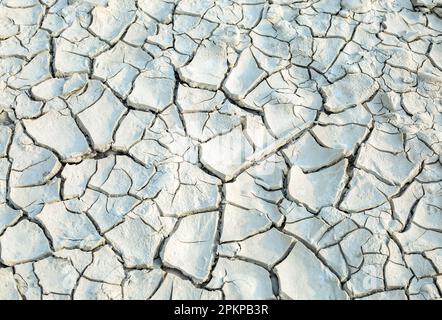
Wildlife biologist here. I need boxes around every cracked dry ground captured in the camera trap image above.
[0,0,442,301]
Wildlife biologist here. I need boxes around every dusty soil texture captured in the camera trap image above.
[0,0,441,300]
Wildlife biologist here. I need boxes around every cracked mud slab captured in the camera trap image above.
[0,0,441,301]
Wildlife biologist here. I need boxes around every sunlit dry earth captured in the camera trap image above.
[0,0,441,300]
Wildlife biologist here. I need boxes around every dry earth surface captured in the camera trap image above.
[0,0,442,300]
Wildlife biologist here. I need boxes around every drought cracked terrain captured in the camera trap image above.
[0,0,442,301]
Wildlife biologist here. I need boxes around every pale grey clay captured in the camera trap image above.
[0,0,441,300]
